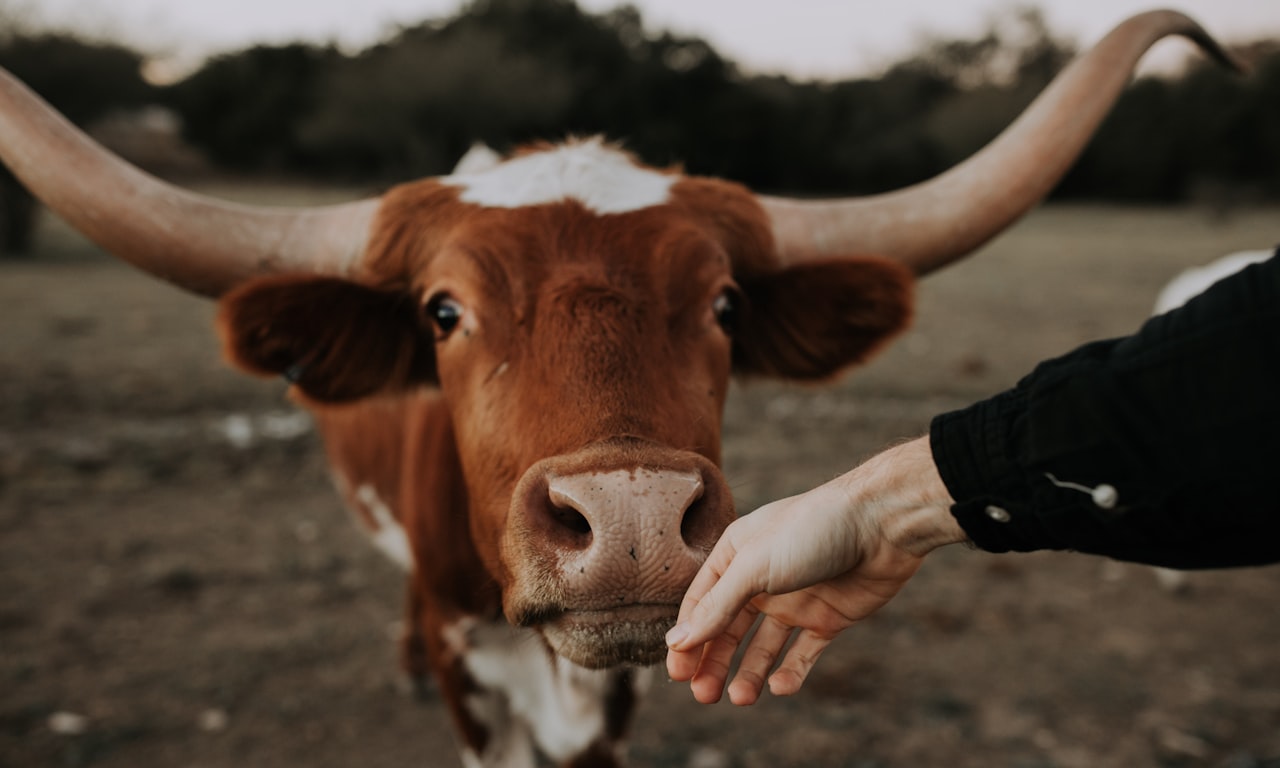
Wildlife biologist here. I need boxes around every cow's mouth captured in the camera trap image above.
[540,604,677,669]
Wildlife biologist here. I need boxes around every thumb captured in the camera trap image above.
[668,542,765,650]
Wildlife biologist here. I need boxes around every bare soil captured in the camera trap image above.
[2,194,1279,768]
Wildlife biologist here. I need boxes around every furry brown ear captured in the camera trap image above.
[217,275,436,403]
[733,257,914,380]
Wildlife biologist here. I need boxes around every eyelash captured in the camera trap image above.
[424,294,464,338]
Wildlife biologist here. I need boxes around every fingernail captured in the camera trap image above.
[665,623,689,648]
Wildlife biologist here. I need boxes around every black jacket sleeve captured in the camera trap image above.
[929,248,1280,569]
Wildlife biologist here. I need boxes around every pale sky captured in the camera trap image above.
[26,0,1280,81]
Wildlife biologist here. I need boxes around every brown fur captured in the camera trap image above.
[216,156,914,766]
[735,257,914,379]
[218,276,435,402]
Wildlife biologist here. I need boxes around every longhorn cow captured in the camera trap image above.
[0,11,1240,767]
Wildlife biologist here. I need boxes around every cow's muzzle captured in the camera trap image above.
[501,440,734,668]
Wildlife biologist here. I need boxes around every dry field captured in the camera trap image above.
[2,188,1278,768]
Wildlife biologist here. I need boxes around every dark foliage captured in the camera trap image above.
[0,32,153,123]
[162,0,1278,202]
[4,0,1279,217]
[165,44,342,171]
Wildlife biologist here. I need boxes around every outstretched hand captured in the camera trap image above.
[664,436,964,705]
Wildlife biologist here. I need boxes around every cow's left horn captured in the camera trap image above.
[0,67,379,297]
[761,10,1245,276]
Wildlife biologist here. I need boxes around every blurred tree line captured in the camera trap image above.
[2,0,1279,254]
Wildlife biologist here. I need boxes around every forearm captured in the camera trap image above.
[931,251,1280,568]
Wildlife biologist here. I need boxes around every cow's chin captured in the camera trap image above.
[540,604,677,669]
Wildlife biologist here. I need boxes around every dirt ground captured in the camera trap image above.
[2,193,1278,768]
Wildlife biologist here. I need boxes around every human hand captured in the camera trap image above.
[664,436,964,705]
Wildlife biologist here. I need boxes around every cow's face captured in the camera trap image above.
[219,142,913,668]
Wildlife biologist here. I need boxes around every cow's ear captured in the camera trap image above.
[733,257,914,380]
[218,275,436,403]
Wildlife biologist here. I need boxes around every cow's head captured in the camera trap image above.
[214,139,914,666]
[0,10,1241,668]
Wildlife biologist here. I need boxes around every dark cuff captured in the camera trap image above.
[930,388,1063,554]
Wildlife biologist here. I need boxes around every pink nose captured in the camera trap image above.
[539,467,721,606]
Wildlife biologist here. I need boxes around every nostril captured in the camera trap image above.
[549,501,592,537]
[543,482,593,549]
[679,484,716,550]
[536,466,728,560]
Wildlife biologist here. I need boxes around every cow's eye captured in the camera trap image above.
[712,289,737,334]
[425,294,464,338]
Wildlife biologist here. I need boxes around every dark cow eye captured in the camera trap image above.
[712,289,737,333]
[425,294,464,337]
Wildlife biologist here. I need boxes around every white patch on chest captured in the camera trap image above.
[353,484,414,571]
[441,138,676,214]
[445,618,626,763]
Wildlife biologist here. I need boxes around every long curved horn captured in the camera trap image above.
[761,10,1245,275]
[0,67,380,297]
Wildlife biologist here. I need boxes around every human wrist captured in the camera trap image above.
[838,436,967,557]
[878,497,967,557]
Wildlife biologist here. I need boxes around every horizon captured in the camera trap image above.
[21,0,1280,84]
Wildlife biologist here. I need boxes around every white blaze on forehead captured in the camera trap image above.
[441,139,676,214]
[353,484,414,571]
[453,142,504,175]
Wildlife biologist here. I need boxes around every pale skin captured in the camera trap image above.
[664,435,969,706]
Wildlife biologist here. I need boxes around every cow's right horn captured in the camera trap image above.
[0,68,380,297]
